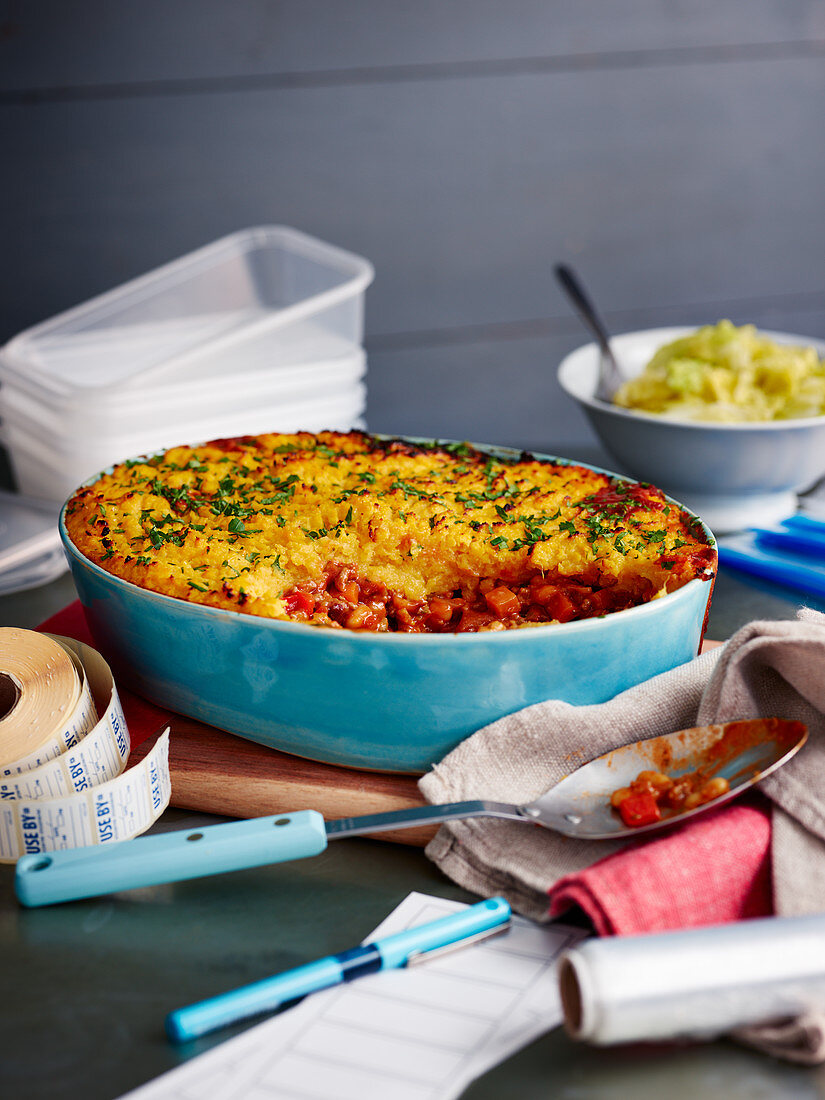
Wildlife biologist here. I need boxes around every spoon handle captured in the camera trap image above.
[554,264,623,400]
[324,800,526,838]
[14,811,330,907]
[14,801,526,907]
[554,264,613,356]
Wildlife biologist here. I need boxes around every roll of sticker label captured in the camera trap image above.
[0,628,171,862]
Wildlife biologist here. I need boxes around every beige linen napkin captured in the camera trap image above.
[419,607,825,1060]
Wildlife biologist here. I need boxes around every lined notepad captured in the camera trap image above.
[121,892,585,1100]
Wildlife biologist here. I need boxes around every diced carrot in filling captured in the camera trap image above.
[428,597,455,624]
[484,586,521,618]
[533,586,578,623]
[284,590,316,616]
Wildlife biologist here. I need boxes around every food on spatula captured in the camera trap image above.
[610,769,730,828]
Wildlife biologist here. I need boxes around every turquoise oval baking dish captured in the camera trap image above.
[59,448,717,774]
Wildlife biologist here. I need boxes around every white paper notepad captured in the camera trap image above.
[121,892,585,1100]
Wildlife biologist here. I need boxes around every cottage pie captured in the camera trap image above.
[64,431,716,632]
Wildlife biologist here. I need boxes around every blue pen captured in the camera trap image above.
[165,896,511,1043]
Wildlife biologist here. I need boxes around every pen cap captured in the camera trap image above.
[377,897,511,969]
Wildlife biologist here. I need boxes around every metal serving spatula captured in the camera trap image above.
[14,717,806,907]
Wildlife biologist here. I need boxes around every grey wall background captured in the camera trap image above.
[3,1,825,459]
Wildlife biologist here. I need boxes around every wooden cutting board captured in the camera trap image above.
[129,713,435,847]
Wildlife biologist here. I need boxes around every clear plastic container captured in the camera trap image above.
[0,490,66,592]
[0,490,61,571]
[0,226,374,399]
[0,545,67,595]
[3,387,368,502]
[0,348,366,437]
[0,226,374,503]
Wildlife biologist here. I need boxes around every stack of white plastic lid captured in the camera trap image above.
[0,490,65,593]
[0,226,375,504]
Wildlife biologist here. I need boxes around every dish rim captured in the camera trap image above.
[59,438,717,646]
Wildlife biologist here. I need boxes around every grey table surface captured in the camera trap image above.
[3,546,825,1100]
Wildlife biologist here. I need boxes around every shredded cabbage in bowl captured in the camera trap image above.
[613,320,825,422]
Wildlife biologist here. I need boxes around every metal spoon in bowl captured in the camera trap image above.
[15,717,806,907]
[555,263,625,402]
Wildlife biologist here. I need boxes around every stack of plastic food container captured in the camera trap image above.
[0,489,64,594]
[0,226,374,504]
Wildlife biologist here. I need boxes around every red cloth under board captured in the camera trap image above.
[39,599,171,751]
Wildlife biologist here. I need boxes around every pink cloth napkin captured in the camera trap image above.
[546,800,773,935]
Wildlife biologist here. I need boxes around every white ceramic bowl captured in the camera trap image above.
[558,327,825,534]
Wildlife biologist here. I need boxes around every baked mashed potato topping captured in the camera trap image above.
[64,431,716,633]
[614,320,825,422]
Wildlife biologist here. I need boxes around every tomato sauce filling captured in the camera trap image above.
[282,564,658,633]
